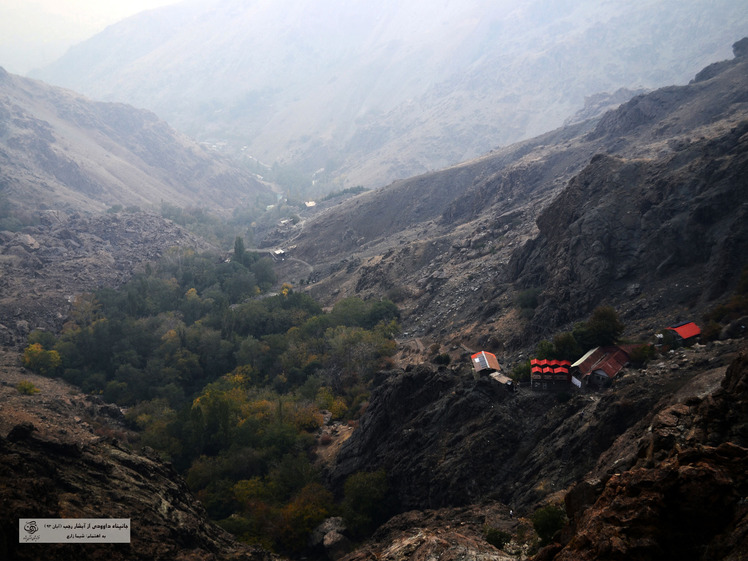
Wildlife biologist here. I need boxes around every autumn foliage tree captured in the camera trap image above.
[22,343,61,375]
[26,247,402,554]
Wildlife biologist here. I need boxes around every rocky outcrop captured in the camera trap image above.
[0,423,276,561]
[326,344,735,518]
[339,503,520,561]
[310,517,352,560]
[510,112,748,335]
[539,347,748,561]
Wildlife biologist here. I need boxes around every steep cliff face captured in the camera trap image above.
[510,119,748,332]
[508,48,748,335]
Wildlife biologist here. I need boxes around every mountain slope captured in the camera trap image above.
[268,40,748,351]
[0,67,270,215]
[541,346,748,561]
[509,48,748,335]
[31,0,748,189]
[0,212,217,346]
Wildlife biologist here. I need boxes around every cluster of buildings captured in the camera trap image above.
[470,321,701,392]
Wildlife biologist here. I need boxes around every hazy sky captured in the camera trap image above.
[0,0,181,75]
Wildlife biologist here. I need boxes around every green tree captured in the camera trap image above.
[552,332,582,361]
[27,329,57,349]
[234,236,246,265]
[484,527,512,549]
[585,305,625,347]
[535,340,555,360]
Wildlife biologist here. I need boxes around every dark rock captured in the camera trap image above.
[0,425,275,561]
[734,37,748,58]
[6,422,37,442]
[545,349,748,561]
[721,316,748,341]
[326,360,677,514]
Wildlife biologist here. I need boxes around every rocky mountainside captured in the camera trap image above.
[31,0,748,189]
[0,67,270,215]
[325,340,743,513]
[268,40,748,353]
[0,31,746,561]
[328,341,747,561]
[0,211,217,347]
[0,352,276,561]
[540,345,748,560]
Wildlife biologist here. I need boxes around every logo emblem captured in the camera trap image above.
[24,521,38,534]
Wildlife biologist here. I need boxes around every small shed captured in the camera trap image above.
[489,371,515,391]
[666,321,701,346]
[471,351,501,374]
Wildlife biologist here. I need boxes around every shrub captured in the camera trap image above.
[531,503,567,546]
[484,527,511,549]
[511,360,531,383]
[516,288,540,310]
[276,483,334,553]
[16,380,40,395]
[700,320,723,343]
[22,343,61,375]
[627,344,656,367]
[432,353,451,365]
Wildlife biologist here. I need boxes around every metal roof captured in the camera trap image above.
[572,346,630,379]
[667,321,701,339]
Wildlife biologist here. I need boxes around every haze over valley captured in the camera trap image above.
[30,0,748,191]
[1,3,748,560]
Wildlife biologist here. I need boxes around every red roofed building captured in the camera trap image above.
[471,351,501,374]
[571,345,630,388]
[530,358,571,391]
[666,321,701,345]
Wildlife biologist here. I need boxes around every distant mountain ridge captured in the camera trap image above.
[31,0,748,189]
[0,67,270,215]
